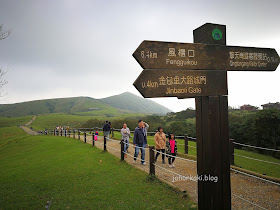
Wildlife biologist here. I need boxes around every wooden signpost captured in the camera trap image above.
[194,23,230,210]
[133,41,279,71]
[132,22,280,210]
[133,70,227,98]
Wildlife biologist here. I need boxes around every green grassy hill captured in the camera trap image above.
[0,118,195,209]
[0,92,172,117]
[0,97,115,117]
[100,92,171,115]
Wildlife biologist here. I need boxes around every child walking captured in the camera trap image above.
[166,133,177,168]
[94,131,99,141]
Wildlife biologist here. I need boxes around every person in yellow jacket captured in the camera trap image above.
[154,127,166,164]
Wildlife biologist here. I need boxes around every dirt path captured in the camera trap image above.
[24,116,36,126]
[66,134,280,210]
[20,116,37,135]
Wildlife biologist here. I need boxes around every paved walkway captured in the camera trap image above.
[64,134,280,210]
[20,116,38,135]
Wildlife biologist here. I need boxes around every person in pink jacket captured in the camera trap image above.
[166,133,178,168]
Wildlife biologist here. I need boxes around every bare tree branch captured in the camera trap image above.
[0,24,11,98]
[0,68,8,88]
[0,24,11,40]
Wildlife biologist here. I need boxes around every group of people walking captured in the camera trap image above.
[118,120,177,168]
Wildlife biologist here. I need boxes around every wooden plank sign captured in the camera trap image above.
[133,70,227,98]
[133,40,280,71]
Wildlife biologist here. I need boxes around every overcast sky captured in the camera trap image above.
[0,0,279,112]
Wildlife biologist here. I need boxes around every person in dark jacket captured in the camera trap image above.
[103,121,111,140]
[133,120,147,165]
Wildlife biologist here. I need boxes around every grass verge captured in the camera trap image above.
[0,127,196,209]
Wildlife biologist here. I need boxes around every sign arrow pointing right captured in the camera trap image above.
[133,40,280,71]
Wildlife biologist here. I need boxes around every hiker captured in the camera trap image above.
[94,131,98,141]
[103,121,111,140]
[166,133,177,168]
[154,127,166,164]
[133,120,147,165]
[142,121,149,137]
[109,121,112,135]
[121,123,130,158]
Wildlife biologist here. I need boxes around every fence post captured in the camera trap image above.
[73,130,75,139]
[121,140,125,161]
[184,135,189,154]
[149,145,155,176]
[229,139,234,165]
[104,136,107,151]
[78,131,80,140]
[84,132,87,143]
[92,134,95,146]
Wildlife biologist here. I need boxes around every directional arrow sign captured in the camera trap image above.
[133,40,280,71]
[133,70,227,98]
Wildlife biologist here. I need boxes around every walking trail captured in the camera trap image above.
[19,116,37,135]
[21,117,280,209]
[74,134,280,210]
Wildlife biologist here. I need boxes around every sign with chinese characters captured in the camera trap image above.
[133,40,280,71]
[133,70,227,98]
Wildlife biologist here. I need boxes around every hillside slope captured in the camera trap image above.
[0,97,120,117]
[0,92,172,117]
[100,92,172,115]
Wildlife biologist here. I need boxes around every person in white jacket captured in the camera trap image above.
[121,123,130,157]
[143,122,149,137]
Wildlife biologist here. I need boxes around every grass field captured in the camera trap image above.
[0,125,196,209]
[111,131,280,178]
[0,116,33,127]
[13,113,145,132]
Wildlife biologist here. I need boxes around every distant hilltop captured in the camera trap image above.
[0,92,172,117]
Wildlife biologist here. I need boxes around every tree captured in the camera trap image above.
[0,24,11,97]
[0,24,11,40]
[0,68,7,97]
[254,109,280,152]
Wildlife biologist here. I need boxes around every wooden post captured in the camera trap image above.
[229,139,234,165]
[194,23,231,210]
[121,140,124,161]
[92,134,95,146]
[78,131,80,140]
[84,132,86,143]
[104,136,107,151]
[184,135,188,154]
[149,145,155,176]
